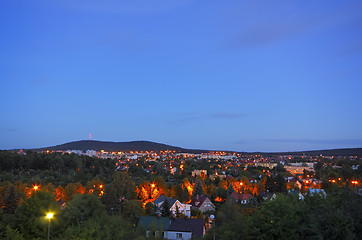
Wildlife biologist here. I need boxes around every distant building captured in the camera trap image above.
[86,150,97,157]
[230,192,254,204]
[285,166,314,174]
[209,173,226,181]
[67,150,82,155]
[253,162,278,169]
[288,189,304,200]
[192,170,207,178]
[258,191,277,201]
[306,188,326,198]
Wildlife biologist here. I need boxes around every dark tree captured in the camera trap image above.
[227,183,235,197]
[265,176,276,192]
[3,185,20,214]
[180,186,190,203]
[275,174,287,193]
[175,205,181,218]
[145,202,157,216]
[161,199,171,217]
[193,179,205,197]
[101,183,121,214]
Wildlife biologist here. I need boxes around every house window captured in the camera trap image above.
[176,233,183,238]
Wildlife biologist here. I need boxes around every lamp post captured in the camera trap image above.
[46,212,53,240]
[210,214,215,240]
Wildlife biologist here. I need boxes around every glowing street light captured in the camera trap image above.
[151,184,155,188]
[46,212,53,240]
[46,212,53,219]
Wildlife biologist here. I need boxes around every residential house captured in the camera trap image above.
[230,192,254,204]
[154,195,191,217]
[288,189,304,200]
[192,170,207,178]
[258,191,277,201]
[306,188,327,198]
[165,218,205,240]
[137,216,171,238]
[190,195,215,213]
[137,217,205,240]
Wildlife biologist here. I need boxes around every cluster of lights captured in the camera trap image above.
[351,180,359,185]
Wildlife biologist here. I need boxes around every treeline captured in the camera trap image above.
[0,172,147,239]
[0,151,117,185]
[0,190,146,239]
[204,187,362,240]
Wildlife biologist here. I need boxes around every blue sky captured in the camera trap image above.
[1,0,362,152]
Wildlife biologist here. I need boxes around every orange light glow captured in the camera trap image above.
[151,184,155,188]
[99,185,103,188]
[305,180,309,184]
[239,182,243,186]
[33,185,39,191]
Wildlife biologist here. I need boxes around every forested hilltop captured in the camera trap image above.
[19,139,362,156]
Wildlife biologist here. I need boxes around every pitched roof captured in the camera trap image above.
[307,188,326,197]
[168,218,204,238]
[190,195,208,208]
[154,195,177,207]
[137,216,171,230]
[230,192,253,201]
[259,191,274,198]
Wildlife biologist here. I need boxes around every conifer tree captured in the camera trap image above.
[227,183,235,197]
[3,185,20,214]
[193,179,205,197]
[175,205,181,218]
[161,199,171,217]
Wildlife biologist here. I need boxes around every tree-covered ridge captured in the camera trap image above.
[31,140,189,152]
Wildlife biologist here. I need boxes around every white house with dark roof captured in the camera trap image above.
[165,218,205,240]
[153,195,191,217]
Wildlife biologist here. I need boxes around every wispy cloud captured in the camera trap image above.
[50,0,194,14]
[260,139,362,146]
[225,1,362,50]
[211,112,245,119]
[1,128,17,132]
[169,112,245,126]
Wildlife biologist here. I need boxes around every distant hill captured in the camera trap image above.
[29,140,362,157]
[32,140,203,153]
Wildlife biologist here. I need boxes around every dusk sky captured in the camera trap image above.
[1,0,362,152]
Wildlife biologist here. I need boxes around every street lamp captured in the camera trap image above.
[210,214,215,240]
[46,212,53,240]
